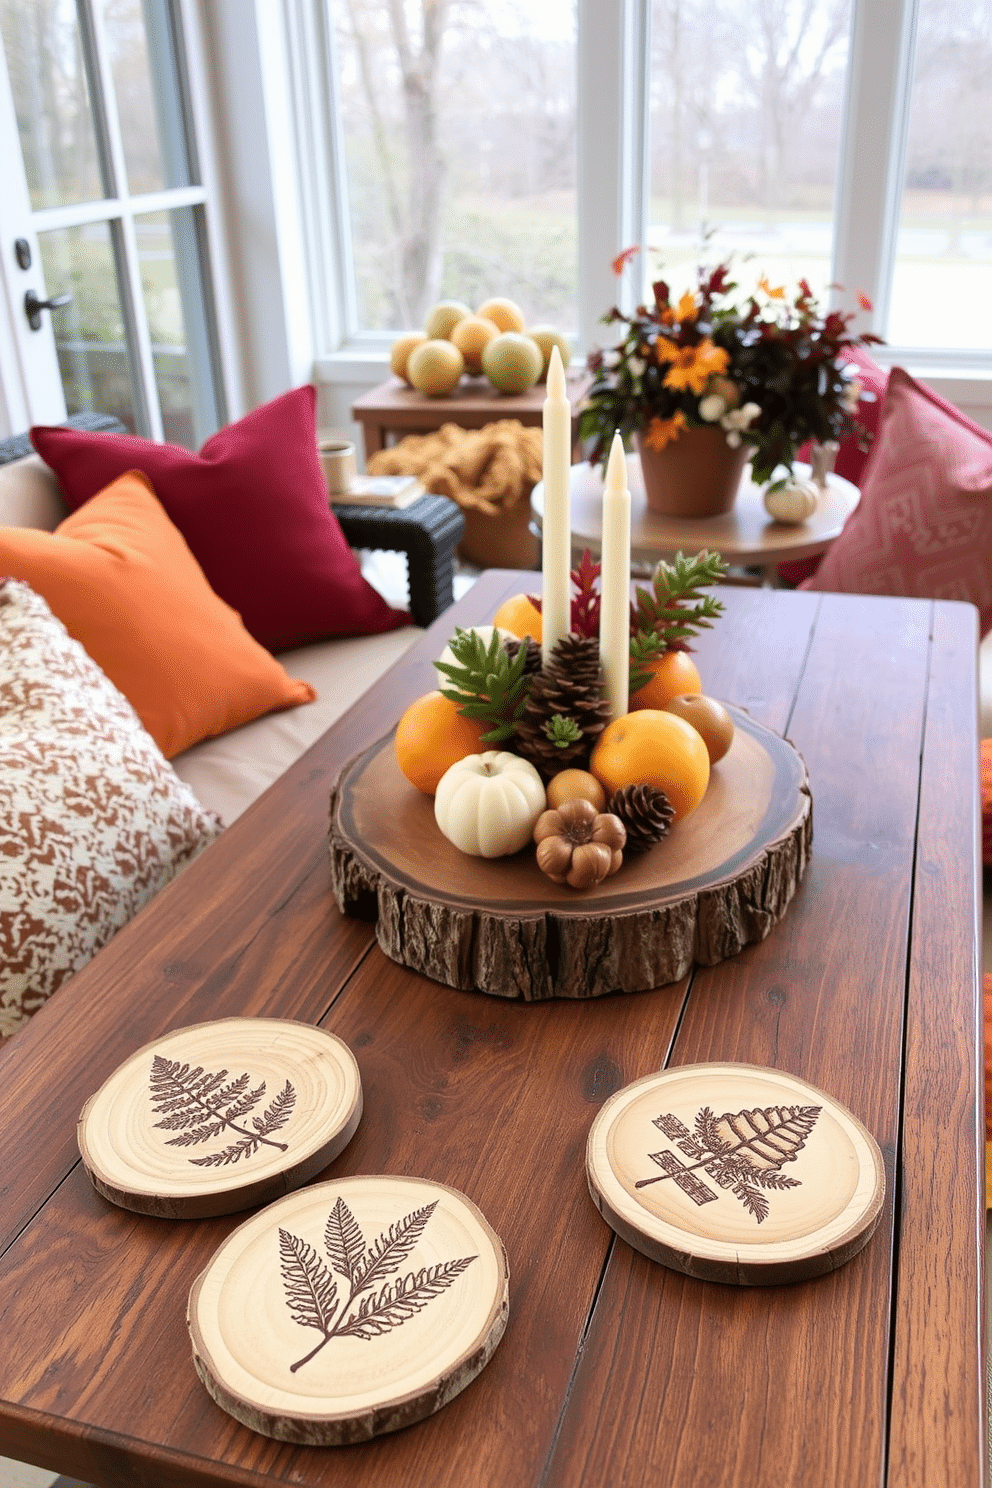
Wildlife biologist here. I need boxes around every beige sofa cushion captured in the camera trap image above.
[170,627,420,823]
[0,451,69,530]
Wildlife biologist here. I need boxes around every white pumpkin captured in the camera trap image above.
[435,751,546,857]
[763,477,818,525]
[435,625,514,694]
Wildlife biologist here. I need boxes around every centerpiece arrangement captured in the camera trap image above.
[579,252,880,517]
[328,345,813,999]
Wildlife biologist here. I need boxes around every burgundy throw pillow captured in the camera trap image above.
[801,367,992,636]
[31,386,409,652]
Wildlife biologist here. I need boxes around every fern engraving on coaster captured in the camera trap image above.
[634,1103,822,1223]
[280,1196,477,1372]
[149,1056,296,1167]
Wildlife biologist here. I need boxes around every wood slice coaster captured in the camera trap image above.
[78,1019,362,1219]
[188,1175,509,1445]
[329,704,811,999]
[586,1063,885,1285]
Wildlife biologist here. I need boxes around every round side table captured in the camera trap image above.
[532,454,860,584]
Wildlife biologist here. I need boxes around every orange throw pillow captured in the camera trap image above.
[986,973,992,1208]
[0,470,315,757]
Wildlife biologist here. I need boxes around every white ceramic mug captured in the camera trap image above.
[318,438,357,495]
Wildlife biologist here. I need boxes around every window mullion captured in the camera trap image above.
[113,214,164,440]
[831,0,919,336]
[83,0,164,439]
[76,0,119,200]
[578,0,649,353]
[313,0,359,347]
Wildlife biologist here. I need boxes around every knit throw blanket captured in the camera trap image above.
[367,419,543,515]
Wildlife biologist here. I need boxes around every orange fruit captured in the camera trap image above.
[492,593,543,642]
[629,649,702,711]
[589,709,710,820]
[394,691,488,794]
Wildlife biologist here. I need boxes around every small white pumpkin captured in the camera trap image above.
[763,476,819,525]
[435,750,546,857]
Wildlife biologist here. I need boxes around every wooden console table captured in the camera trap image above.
[0,576,983,1487]
[351,368,593,459]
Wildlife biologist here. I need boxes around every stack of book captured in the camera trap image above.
[332,474,424,510]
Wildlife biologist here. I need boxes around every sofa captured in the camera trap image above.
[0,403,466,1040]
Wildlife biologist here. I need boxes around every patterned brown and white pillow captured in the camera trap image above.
[0,579,222,1040]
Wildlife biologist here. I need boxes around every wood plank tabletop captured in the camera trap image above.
[0,574,984,1488]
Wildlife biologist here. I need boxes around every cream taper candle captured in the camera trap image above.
[599,432,631,720]
[541,344,572,665]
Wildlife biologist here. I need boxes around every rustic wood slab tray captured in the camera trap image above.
[188,1175,509,1445]
[78,1018,362,1218]
[586,1062,885,1285]
[329,705,812,999]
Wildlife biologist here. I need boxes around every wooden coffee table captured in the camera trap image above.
[0,575,983,1487]
[532,453,861,582]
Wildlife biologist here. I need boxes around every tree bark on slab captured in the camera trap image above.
[329,706,812,1000]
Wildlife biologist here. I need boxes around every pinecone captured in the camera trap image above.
[607,784,675,852]
[513,634,611,779]
[503,634,542,678]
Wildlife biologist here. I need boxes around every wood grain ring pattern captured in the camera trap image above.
[78,1018,363,1218]
[188,1175,509,1444]
[586,1062,886,1285]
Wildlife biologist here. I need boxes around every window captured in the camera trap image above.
[309,0,990,395]
[327,0,578,338]
[889,0,992,351]
[647,0,852,300]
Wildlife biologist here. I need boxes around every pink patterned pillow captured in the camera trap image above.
[802,367,992,636]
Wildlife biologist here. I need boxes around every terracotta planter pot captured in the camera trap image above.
[635,425,749,518]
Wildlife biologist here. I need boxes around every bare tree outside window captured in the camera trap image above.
[648,0,851,297]
[332,0,577,334]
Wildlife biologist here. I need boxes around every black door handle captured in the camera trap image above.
[24,289,72,331]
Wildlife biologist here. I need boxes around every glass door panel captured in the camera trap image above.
[0,0,223,439]
[136,208,206,448]
[0,0,104,208]
[104,0,191,192]
[37,221,137,429]
[647,0,852,298]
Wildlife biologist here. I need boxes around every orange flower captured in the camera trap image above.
[662,339,730,394]
[653,336,680,362]
[757,274,786,299]
[660,307,677,326]
[643,412,687,450]
[675,290,698,322]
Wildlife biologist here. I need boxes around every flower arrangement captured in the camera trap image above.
[580,251,881,487]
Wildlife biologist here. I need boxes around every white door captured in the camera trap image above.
[0,0,225,446]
